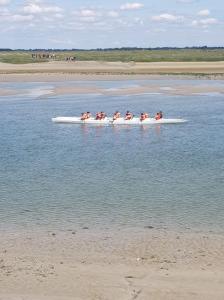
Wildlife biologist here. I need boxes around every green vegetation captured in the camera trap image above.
[0,51,47,64]
[0,49,224,64]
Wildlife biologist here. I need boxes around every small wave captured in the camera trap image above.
[160,87,175,91]
[193,92,222,96]
[27,87,54,98]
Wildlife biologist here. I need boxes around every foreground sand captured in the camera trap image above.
[0,61,224,76]
[0,228,224,300]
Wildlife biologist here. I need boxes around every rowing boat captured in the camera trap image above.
[52,117,187,125]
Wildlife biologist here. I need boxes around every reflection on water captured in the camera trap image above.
[79,124,162,138]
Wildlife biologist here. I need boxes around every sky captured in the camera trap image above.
[0,0,223,49]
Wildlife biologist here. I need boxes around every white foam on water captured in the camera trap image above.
[193,92,222,96]
[28,88,54,97]
[160,86,175,91]
[125,92,162,97]
[104,88,120,91]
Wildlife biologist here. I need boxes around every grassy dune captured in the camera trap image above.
[0,49,224,64]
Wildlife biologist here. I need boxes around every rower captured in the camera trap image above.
[81,112,91,120]
[125,111,133,120]
[155,111,163,120]
[96,112,101,120]
[140,112,149,121]
[144,112,149,119]
[113,111,121,120]
[100,111,106,119]
[81,112,87,120]
[140,113,145,121]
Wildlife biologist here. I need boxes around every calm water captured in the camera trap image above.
[0,80,224,233]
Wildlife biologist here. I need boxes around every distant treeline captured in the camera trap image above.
[1,46,224,52]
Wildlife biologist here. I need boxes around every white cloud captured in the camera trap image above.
[49,38,73,45]
[198,9,210,17]
[0,7,9,14]
[192,18,218,26]
[54,13,63,19]
[23,3,63,14]
[134,17,143,25]
[177,0,197,4]
[178,0,195,2]
[108,11,119,18]
[120,3,144,10]
[80,16,97,23]
[10,14,34,22]
[73,9,100,18]
[79,9,97,17]
[153,28,167,33]
[0,0,10,5]
[152,14,184,22]
[200,18,218,25]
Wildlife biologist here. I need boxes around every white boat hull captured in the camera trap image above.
[52,117,187,125]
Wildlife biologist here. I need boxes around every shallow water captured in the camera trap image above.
[0,80,224,233]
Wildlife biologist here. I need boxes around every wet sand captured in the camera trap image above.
[0,228,224,300]
[0,61,224,97]
[0,81,224,97]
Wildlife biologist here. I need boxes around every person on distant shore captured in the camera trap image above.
[113,111,121,120]
[140,112,149,121]
[125,111,133,120]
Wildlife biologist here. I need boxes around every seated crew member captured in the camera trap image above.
[159,111,163,119]
[96,112,101,120]
[155,112,162,120]
[86,112,91,119]
[140,113,146,121]
[81,112,87,120]
[140,112,150,121]
[144,112,149,119]
[100,111,106,119]
[125,111,133,120]
[113,111,121,120]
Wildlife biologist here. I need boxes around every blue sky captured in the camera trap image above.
[0,0,223,49]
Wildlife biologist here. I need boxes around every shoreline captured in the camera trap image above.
[1,227,224,299]
[1,73,224,83]
[0,76,224,97]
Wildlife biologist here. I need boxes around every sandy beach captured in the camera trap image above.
[1,228,224,300]
[0,61,224,76]
[0,61,224,97]
[0,68,224,98]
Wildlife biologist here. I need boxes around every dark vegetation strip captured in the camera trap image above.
[0,48,224,64]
